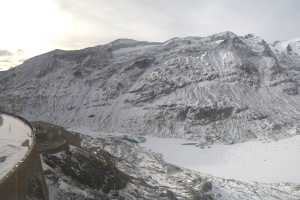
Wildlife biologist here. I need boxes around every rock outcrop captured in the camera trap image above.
[32,121,215,200]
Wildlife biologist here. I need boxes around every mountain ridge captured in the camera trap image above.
[1,31,300,145]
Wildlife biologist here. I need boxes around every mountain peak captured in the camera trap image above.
[211,31,237,38]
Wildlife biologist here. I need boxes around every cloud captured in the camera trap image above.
[2,0,300,70]
[0,50,12,57]
[54,0,300,46]
[0,49,25,70]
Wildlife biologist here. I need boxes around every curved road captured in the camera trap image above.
[0,113,34,181]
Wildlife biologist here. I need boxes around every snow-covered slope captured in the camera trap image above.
[1,32,300,146]
[273,38,300,55]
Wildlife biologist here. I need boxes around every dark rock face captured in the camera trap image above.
[0,156,6,163]
[0,114,3,126]
[190,107,234,125]
[200,181,213,193]
[32,121,81,153]
[43,147,130,193]
[32,121,131,196]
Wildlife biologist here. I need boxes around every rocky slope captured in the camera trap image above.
[1,32,300,145]
[33,122,300,200]
[34,121,214,200]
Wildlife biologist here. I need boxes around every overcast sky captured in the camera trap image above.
[0,0,299,70]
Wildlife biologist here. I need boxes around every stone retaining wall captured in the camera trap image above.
[0,112,48,200]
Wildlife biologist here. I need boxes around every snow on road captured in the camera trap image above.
[141,136,300,183]
[0,114,33,180]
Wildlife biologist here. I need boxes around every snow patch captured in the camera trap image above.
[141,136,300,183]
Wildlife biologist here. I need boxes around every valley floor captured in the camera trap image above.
[141,135,300,183]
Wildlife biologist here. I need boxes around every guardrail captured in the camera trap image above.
[0,111,48,200]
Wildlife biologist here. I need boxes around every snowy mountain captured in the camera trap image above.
[1,31,300,146]
[1,31,300,200]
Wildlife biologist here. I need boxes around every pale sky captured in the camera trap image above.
[0,0,299,70]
